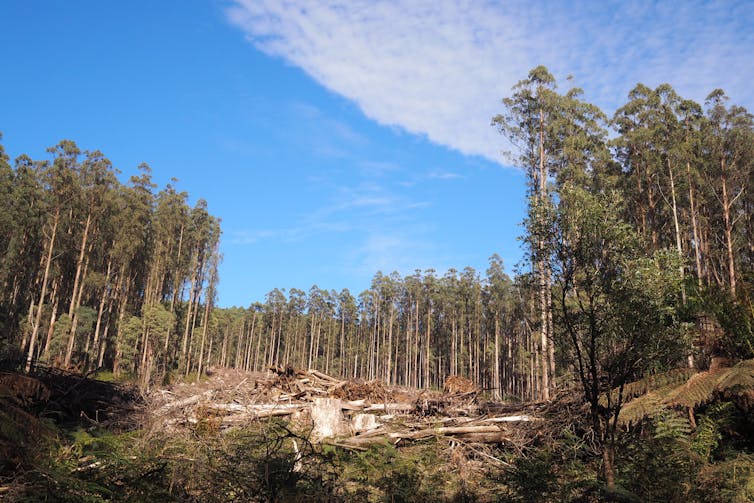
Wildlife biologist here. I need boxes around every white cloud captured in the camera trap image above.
[232,177,429,246]
[427,170,463,180]
[226,0,754,164]
[346,230,442,277]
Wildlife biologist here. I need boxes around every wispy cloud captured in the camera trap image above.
[357,160,399,176]
[347,232,434,276]
[226,0,754,163]
[427,170,463,181]
[232,228,294,245]
[232,178,429,246]
[289,101,368,145]
[341,216,459,277]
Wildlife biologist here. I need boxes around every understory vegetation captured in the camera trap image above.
[1,376,752,502]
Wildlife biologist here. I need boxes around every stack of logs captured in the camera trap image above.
[150,367,537,448]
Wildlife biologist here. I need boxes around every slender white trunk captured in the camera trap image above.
[26,208,60,372]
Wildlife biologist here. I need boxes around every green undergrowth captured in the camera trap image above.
[3,390,753,501]
[3,414,511,502]
[91,370,133,384]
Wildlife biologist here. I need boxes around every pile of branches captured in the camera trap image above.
[336,411,537,450]
[150,367,405,430]
[148,367,540,451]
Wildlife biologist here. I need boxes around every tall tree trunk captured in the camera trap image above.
[197,297,211,377]
[720,159,737,296]
[42,279,60,359]
[667,157,687,303]
[185,291,201,376]
[386,304,394,385]
[25,207,60,372]
[92,255,113,362]
[181,254,201,364]
[64,211,92,367]
[169,224,185,314]
[686,161,704,287]
[112,270,129,376]
[425,302,431,388]
[494,316,501,400]
[538,107,551,401]
[253,311,262,372]
[339,311,345,377]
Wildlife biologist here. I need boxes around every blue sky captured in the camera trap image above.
[2,1,753,307]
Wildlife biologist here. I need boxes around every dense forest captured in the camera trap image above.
[2,66,754,500]
[0,138,222,387]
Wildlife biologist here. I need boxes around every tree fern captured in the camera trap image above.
[615,359,754,426]
[598,367,696,408]
[617,383,679,426]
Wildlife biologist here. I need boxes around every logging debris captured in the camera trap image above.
[148,366,540,448]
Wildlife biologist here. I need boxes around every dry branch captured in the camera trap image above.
[147,366,541,450]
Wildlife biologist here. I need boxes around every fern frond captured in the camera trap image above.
[617,359,754,425]
[599,367,696,408]
[715,359,754,393]
[653,409,692,441]
[621,368,698,400]
[664,371,720,409]
[618,384,678,426]
[691,402,734,459]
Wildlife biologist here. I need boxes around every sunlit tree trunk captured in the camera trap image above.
[26,207,59,372]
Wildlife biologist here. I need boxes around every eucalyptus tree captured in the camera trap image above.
[337,288,357,377]
[0,136,13,270]
[484,254,514,399]
[25,141,82,371]
[493,66,610,398]
[613,84,666,248]
[614,85,699,301]
[196,246,220,379]
[285,287,306,367]
[63,150,118,366]
[440,268,462,377]
[0,153,45,343]
[676,98,707,287]
[111,165,155,375]
[493,66,561,399]
[703,90,754,297]
[420,269,438,388]
[180,199,220,372]
[0,137,20,341]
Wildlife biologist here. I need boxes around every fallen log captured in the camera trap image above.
[452,432,510,443]
[397,424,502,440]
[338,433,394,448]
[219,408,300,424]
[154,390,213,415]
[340,424,507,447]
[308,369,342,383]
[206,403,305,414]
[480,414,537,423]
[342,399,367,410]
[363,402,414,412]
